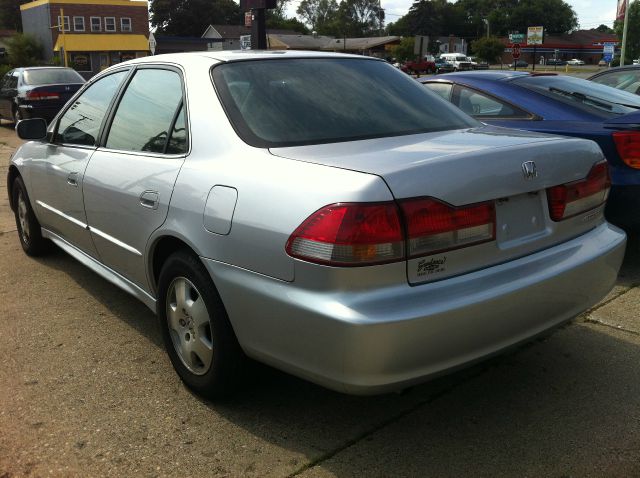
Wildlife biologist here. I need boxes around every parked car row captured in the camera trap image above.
[6,53,630,400]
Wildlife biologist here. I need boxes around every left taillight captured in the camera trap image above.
[546,161,610,221]
[285,202,405,266]
[26,90,60,100]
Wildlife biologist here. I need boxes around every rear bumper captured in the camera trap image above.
[204,222,625,394]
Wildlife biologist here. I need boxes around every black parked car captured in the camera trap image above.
[546,58,567,66]
[0,67,85,124]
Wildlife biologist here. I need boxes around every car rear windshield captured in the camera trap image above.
[511,75,640,116]
[22,68,85,86]
[211,58,478,147]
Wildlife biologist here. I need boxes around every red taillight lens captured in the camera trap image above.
[546,161,610,221]
[286,202,404,266]
[613,131,640,169]
[400,198,495,258]
[26,90,60,100]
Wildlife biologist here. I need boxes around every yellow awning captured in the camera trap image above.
[54,34,149,52]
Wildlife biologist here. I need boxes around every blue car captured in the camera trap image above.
[419,71,640,228]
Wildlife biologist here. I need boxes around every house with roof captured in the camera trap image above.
[20,0,149,78]
[202,24,298,51]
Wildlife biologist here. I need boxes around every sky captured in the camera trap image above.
[285,0,618,31]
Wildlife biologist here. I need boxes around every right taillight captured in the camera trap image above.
[400,198,495,258]
[613,131,640,169]
[546,161,610,221]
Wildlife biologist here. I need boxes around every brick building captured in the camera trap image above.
[21,0,150,78]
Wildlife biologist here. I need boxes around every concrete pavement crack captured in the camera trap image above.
[286,366,491,477]
[583,317,640,337]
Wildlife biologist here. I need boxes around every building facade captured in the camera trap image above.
[21,0,149,78]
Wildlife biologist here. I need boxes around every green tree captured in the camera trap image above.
[391,36,415,62]
[595,24,614,34]
[296,0,339,33]
[150,0,242,36]
[470,36,504,63]
[615,0,640,62]
[0,0,23,31]
[6,33,43,66]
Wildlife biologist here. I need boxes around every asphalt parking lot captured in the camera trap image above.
[1,119,640,477]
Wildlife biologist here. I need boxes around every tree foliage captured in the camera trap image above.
[615,0,640,62]
[150,0,242,36]
[387,0,578,40]
[6,33,43,66]
[470,36,505,62]
[296,0,383,36]
[0,0,24,32]
[391,36,416,62]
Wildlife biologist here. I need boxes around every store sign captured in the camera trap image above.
[70,53,91,71]
[527,26,544,45]
[509,33,525,44]
[603,42,615,63]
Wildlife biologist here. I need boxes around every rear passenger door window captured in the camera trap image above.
[56,70,128,146]
[105,68,186,154]
[453,85,531,119]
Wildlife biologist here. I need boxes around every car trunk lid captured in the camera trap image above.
[272,126,609,284]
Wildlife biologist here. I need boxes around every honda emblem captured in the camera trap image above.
[522,161,537,180]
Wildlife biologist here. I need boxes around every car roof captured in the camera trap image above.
[122,50,374,66]
[589,64,640,79]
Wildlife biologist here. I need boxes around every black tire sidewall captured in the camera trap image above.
[157,251,243,398]
[12,177,47,256]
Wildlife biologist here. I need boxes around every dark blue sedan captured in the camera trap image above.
[419,71,640,228]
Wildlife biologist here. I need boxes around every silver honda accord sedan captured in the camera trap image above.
[8,51,626,397]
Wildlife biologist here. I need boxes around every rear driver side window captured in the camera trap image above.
[106,69,185,154]
[57,70,127,146]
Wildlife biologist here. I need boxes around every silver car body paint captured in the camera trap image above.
[10,51,626,394]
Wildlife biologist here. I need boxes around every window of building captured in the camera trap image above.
[106,69,185,154]
[91,16,101,32]
[120,17,132,32]
[57,16,70,32]
[104,17,116,32]
[57,70,128,146]
[73,16,85,31]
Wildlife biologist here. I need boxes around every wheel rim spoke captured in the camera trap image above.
[188,295,208,328]
[17,192,30,243]
[191,336,213,369]
[174,279,187,310]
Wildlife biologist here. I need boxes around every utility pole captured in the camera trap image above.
[241,0,275,50]
[621,0,630,66]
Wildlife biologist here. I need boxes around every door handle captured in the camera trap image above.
[67,172,79,187]
[139,190,159,210]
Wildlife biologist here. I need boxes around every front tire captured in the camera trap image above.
[12,176,50,256]
[157,250,244,399]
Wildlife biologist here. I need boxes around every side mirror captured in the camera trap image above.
[16,118,47,141]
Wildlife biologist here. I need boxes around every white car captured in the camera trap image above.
[567,59,585,66]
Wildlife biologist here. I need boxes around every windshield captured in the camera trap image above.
[23,68,85,86]
[212,58,478,148]
[512,75,640,116]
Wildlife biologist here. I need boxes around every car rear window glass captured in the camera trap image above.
[23,68,85,85]
[512,75,640,116]
[106,69,184,154]
[212,58,478,147]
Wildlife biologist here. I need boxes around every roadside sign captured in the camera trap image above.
[509,33,525,44]
[603,42,615,63]
[512,43,521,60]
[527,26,544,45]
[240,34,251,50]
[244,11,252,27]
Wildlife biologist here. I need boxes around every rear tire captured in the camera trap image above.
[157,250,245,399]
[12,177,50,256]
